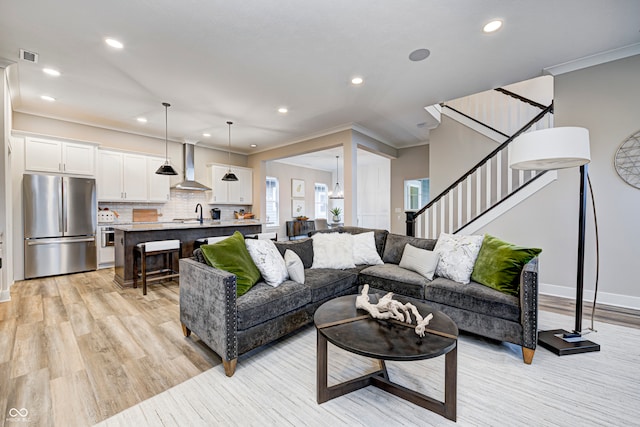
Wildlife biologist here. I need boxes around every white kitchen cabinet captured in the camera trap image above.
[147,157,171,202]
[25,137,96,175]
[229,167,252,204]
[97,150,164,202]
[209,164,252,205]
[210,165,230,203]
[122,154,148,201]
[97,150,124,200]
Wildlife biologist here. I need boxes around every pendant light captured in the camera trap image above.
[222,121,239,181]
[155,102,178,175]
[329,155,344,199]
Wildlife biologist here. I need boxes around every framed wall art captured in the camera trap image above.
[291,199,305,218]
[614,129,640,189]
[292,179,305,198]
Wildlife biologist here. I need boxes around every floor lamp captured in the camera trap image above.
[510,127,600,355]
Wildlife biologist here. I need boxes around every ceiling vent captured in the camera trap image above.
[19,49,38,63]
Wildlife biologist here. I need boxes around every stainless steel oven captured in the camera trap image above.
[98,225,115,268]
[101,226,115,247]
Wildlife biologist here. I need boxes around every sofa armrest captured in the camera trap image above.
[520,257,539,349]
[179,258,238,362]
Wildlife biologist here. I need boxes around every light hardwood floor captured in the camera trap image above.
[0,270,638,426]
[0,269,220,427]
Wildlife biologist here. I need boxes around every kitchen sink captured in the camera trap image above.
[172,218,199,223]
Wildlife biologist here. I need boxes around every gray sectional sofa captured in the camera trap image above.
[179,226,539,377]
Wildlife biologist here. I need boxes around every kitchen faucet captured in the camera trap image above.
[195,203,203,224]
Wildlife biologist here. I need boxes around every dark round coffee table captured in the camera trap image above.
[314,294,458,421]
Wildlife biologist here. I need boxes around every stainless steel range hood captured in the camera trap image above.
[173,142,211,191]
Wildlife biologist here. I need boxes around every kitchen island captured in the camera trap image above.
[113,220,262,288]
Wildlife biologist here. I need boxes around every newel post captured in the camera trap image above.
[405,211,416,237]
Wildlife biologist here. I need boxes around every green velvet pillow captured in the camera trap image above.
[471,234,541,296]
[200,231,261,297]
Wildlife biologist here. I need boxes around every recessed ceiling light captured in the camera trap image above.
[105,38,124,49]
[137,117,147,123]
[351,77,364,85]
[409,49,431,62]
[41,95,55,102]
[43,68,61,77]
[278,107,288,114]
[202,133,211,137]
[483,20,503,33]
[250,144,257,148]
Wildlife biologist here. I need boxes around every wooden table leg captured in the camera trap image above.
[317,330,329,403]
[317,330,394,405]
[444,343,457,421]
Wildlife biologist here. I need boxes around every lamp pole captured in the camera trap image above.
[575,164,588,334]
[537,163,599,355]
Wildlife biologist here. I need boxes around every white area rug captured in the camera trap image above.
[96,311,640,426]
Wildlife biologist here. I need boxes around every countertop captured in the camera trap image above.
[112,220,263,232]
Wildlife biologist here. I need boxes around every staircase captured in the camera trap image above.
[408,85,555,239]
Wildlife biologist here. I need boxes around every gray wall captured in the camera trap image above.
[428,55,640,309]
[429,115,497,196]
[548,54,640,306]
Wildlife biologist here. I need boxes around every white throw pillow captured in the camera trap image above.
[399,243,440,280]
[311,232,356,269]
[433,232,484,284]
[284,249,305,284]
[352,232,384,265]
[245,239,289,287]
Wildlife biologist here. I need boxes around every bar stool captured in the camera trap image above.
[133,239,182,295]
[245,232,278,241]
[193,235,233,251]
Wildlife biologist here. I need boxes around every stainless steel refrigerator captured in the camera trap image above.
[23,173,97,278]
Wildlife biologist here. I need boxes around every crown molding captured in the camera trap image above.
[543,43,640,76]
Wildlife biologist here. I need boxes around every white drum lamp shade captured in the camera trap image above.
[509,127,591,171]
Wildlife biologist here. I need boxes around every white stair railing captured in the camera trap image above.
[407,103,554,239]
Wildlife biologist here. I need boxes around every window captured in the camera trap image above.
[315,183,328,219]
[404,178,430,210]
[265,177,279,226]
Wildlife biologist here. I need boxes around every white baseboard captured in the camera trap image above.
[540,282,640,311]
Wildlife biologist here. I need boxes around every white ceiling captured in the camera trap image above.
[1,1,639,156]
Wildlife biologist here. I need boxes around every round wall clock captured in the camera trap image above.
[614,129,640,189]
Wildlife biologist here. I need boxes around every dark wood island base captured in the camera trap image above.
[113,222,262,288]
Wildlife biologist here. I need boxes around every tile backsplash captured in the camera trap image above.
[99,189,252,223]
